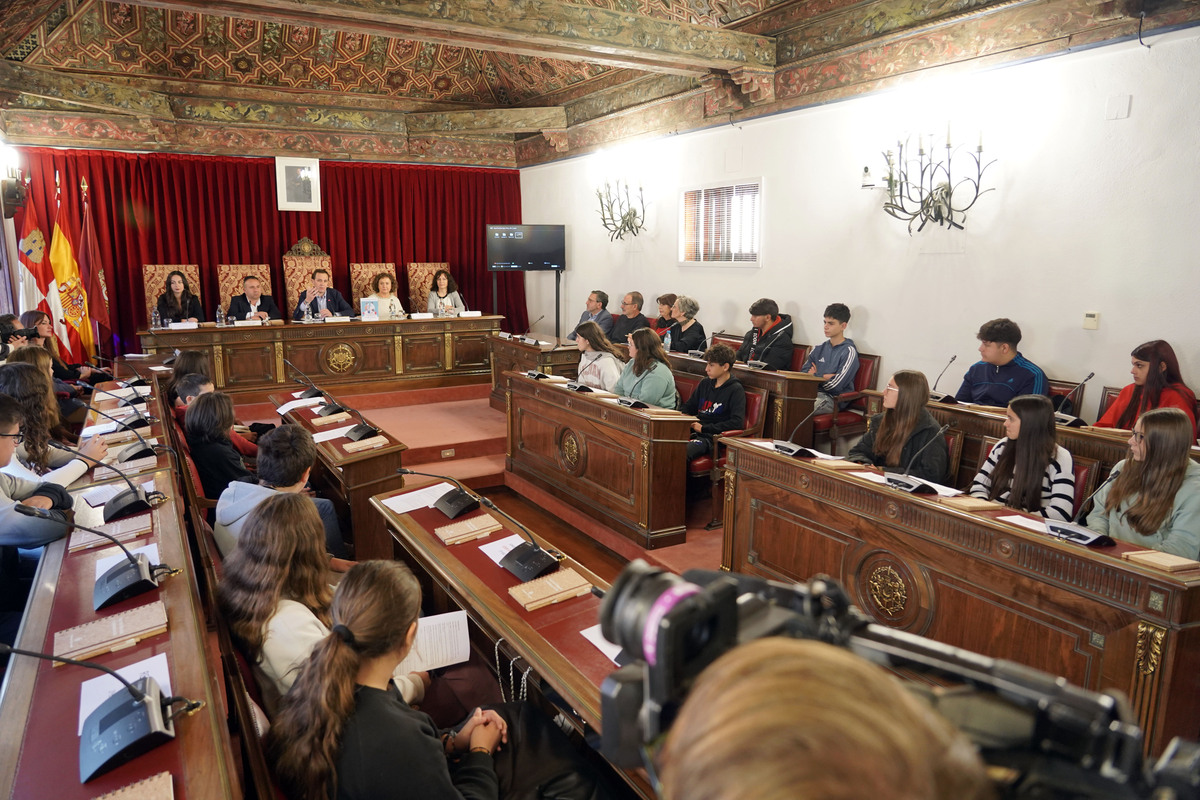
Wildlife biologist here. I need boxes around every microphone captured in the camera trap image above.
[1054,372,1094,428]
[142,328,179,365]
[1071,468,1120,525]
[90,383,149,409]
[398,469,561,582]
[747,320,794,370]
[929,355,957,403]
[1043,469,1120,547]
[522,314,545,344]
[689,329,725,358]
[85,400,151,431]
[90,402,157,463]
[772,405,822,457]
[0,643,181,782]
[343,406,379,441]
[284,358,324,399]
[114,356,151,388]
[14,504,171,609]
[884,424,950,494]
[49,441,162,522]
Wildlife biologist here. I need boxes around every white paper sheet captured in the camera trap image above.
[122,353,151,358]
[324,316,352,323]
[276,396,325,414]
[850,471,889,484]
[81,479,156,507]
[394,611,470,675]
[148,365,173,372]
[381,482,455,515]
[312,424,357,443]
[580,624,623,665]
[479,534,524,566]
[109,385,153,399]
[95,544,160,581]
[997,513,1048,532]
[80,421,119,437]
[78,652,171,735]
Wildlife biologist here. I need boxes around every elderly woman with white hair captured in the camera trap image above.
[664,295,706,353]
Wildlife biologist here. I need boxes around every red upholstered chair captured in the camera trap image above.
[788,344,811,372]
[350,262,398,306]
[673,373,701,407]
[1097,386,1122,420]
[713,332,742,350]
[216,264,272,314]
[811,352,881,453]
[944,428,964,487]
[143,263,202,326]
[687,386,769,529]
[1071,454,1099,518]
[1048,377,1086,415]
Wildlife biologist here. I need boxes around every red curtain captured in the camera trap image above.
[13,149,526,354]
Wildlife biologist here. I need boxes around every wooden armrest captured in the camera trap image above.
[196,497,218,510]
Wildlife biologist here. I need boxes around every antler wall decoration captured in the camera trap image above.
[596,179,646,241]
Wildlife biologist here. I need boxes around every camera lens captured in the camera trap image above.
[600,560,701,666]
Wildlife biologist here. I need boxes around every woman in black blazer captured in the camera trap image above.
[156,270,204,323]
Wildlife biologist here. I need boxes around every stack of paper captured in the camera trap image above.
[508,567,591,611]
[434,513,502,545]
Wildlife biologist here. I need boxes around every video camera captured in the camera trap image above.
[599,560,1200,799]
[0,321,38,344]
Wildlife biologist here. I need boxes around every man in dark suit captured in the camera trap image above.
[227,275,282,321]
[292,267,354,319]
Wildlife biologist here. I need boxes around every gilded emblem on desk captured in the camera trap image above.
[561,431,580,468]
[1135,622,1165,675]
[868,565,907,616]
[326,343,356,373]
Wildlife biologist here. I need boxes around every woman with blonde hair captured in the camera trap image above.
[658,637,993,800]
[848,370,948,483]
[1086,407,1200,558]
[0,362,105,483]
[574,319,625,392]
[613,327,677,409]
[267,558,618,800]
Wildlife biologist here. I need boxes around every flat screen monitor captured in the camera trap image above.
[486,224,566,272]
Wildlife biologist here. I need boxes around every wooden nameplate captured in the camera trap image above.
[69,513,154,553]
[94,771,174,800]
[1122,550,1200,572]
[343,435,389,452]
[509,567,592,611]
[434,513,502,545]
[94,455,158,482]
[53,601,168,663]
[815,459,866,469]
[312,411,352,426]
[939,495,1003,511]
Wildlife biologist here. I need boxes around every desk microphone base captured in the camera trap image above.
[500,542,560,583]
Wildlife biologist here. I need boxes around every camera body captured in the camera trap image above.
[0,323,38,344]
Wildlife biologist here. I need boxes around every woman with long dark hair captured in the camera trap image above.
[1087,408,1200,557]
[969,394,1075,520]
[165,349,211,408]
[613,327,677,408]
[574,320,625,392]
[1095,340,1196,434]
[0,362,106,483]
[156,269,203,323]
[185,391,252,500]
[427,269,465,315]
[17,309,109,386]
[848,370,948,483]
[266,558,618,800]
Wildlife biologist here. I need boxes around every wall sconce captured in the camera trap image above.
[865,129,995,234]
[596,179,645,241]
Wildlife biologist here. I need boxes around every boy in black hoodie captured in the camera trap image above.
[681,344,746,459]
[736,298,795,370]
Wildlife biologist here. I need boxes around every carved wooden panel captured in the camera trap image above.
[403,333,446,373]
[452,331,491,369]
[488,336,581,410]
[222,342,276,387]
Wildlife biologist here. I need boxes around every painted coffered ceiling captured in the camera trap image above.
[0,0,1195,167]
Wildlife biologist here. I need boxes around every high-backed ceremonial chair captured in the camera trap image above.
[216,264,273,313]
[281,238,333,317]
[407,262,448,313]
[687,386,769,529]
[811,352,881,453]
[350,262,398,306]
[143,263,202,326]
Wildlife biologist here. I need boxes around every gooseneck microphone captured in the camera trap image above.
[344,406,379,441]
[91,383,148,409]
[523,315,545,337]
[929,354,957,403]
[689,329,725,358]
[86,399,156,462]
[284,358,324,399]
[1071,468,1120,525]
[1054,371,1094,428]
[1042,468,1121,547]
[49,441,162,522]
[772,404,823,457]
[885,423,950,494]
[85,401,151,431]
[143,328,179,365]
[398,468,560,582]
[116,357,151,387]
[15,504,171,609]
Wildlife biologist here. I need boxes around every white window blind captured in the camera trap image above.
[679,181,761,264]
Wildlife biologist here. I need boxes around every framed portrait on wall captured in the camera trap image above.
[275,156,321,212]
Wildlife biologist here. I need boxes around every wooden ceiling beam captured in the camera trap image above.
[0,61,173,119]
[406,107,567,134]
[115,0,775,76]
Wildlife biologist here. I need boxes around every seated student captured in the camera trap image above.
[969,395,1074,521]
[1087,408,1200,558]
[657,638,992,800]
[681,344,746,459]
[266,558,619,800]
[4,345,88,450]
[168,352,260,457]
[801,303,859,414]
[156,269,204,323]
[164,350,212,408]
[610,291,650,340]
[427,269,467,316]
[574,320,625,392]
[185,391,254,501]
[292,267,353,320]
[0,395,75,651]
[652,293,677,337]
[614,328,678,409]
[848,370,949,483]
[566,289,614,340]
[226,274,282,321]
[955,318,1048,407]
[19,309,110,387]
[1095,340,1197,434]
[213,424,347,559]
[0,361,106,485]
[665,295,706,353]
[736,298,794,371]
[365,272,406,319]
[219,494,500,725]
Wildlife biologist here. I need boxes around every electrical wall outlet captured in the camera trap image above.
[441,448,455,458]
[1083,311,1100,330]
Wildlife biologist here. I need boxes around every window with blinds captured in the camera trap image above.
[679,181,761,265]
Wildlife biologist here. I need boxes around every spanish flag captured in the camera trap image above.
[47,213,94,363]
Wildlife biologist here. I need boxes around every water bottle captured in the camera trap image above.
[303,303,312,323]
[150,309,160,329]
[663,331,672,351]
[215,306,225,327]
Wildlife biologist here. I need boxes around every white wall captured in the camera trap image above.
[520,29,1200,421]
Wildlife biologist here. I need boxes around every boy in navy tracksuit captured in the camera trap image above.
[954,317,1048,407]
[801,303,859,414]
[681,345,746,459]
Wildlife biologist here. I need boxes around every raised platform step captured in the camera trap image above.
[402,454,507,491]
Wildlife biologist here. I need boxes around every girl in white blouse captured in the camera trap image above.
[574,320,625,392]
